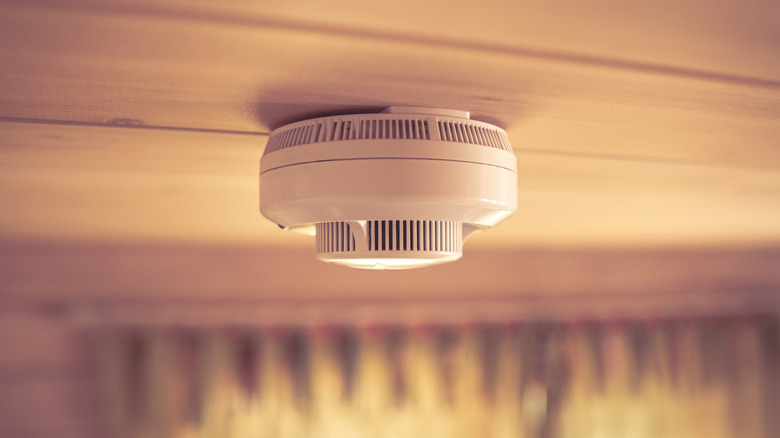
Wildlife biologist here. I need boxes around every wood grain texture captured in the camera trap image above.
[6,0,780,81]
[2,121,779,247]
[0,312,103,438]
[1,2,779,436]
[0,1,778,166]
[2,242,779,303]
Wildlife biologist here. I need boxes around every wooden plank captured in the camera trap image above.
[0,375,103,438]
[0,2,778,170]
[7,0,780,81]
[0,122,280,244]
[0,313,85,369]
[0,312,103,438]
[1,242,779,303]
[2,121,779,246]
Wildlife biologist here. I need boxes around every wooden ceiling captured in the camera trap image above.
[0,0,779,304]
[2,4,780,436]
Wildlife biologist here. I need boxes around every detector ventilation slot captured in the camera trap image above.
[265,115,512,154]
[367,220,460,253]
[266,118,433,153]
[437,120,512,152]
[316,222,357,254]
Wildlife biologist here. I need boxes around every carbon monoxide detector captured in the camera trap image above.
[259,106,517,269]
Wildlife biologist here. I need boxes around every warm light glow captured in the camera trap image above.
[324,255,461,270]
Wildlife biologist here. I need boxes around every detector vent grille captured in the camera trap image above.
[266,118,432,153]
[265,116,511,153]
[437,120,512,152]
[367,220,461,253]
[316,222,356,254]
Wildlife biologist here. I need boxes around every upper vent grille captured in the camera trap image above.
[266,118,432,153]
[437,120,512,152]
[265,116,511,153]
[368,220,460,253]
[316,222,356,254]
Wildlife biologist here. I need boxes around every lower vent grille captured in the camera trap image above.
[316,220,462,255]
[316,222,356,253]
[368,220,460,253]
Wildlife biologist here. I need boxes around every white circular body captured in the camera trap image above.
[259,107,517,269]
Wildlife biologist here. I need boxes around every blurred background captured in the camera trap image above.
[1,0,779,437]
[97,317,778,438]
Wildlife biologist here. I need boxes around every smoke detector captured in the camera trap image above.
[259,106,517,270]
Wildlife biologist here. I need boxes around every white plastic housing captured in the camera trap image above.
[259,107,517,269]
